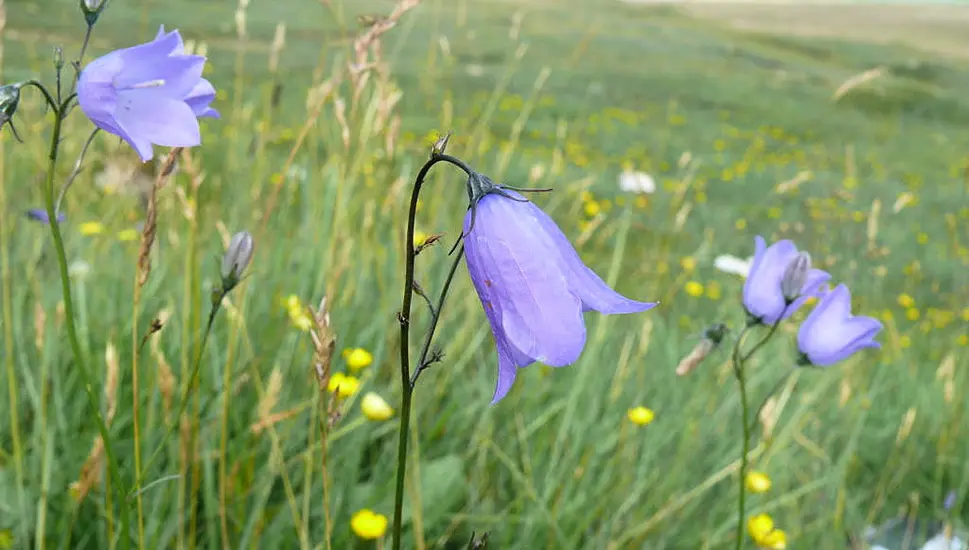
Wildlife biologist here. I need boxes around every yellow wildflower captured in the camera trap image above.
[413,230,428,248]
[897,294,915,308]
[79,221,105,236]
[705,281,722,301]
[680,256,696,272]
[583,200,601,217]
[361,392,394,421]
[899,335,911,349]
[684,281,704,297]
[344,348,373,371]
[747,513,774,540]
[627,406,654,426]
[116,228,140,242]
[905,308,920,321]
[327,373,360,398]
[957,334,968,346]
[745,471,772,493]
[759,529,787,549]
[350,509,388,540]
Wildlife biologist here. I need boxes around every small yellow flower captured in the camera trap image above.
[116,228,140,242]
[684,281,704,297]
[79,221,105,236]
[413,230,428,248]
[745,471,772,493]
[961,307,969,322]
[350,509,388,540]
[627,406,655,426]
[747,513,774,540]
[680,256,696,272]
[759,529,787,549]
[899,335,912,349]
[705,281,722,301]
[344,348,373,371]
[361,392,394,421]
[328,373,360,398]
[905,307,920,321]
[897,293,915,308]
[583,200,601,217]
[735,218,747,230]
[957,334,968,346]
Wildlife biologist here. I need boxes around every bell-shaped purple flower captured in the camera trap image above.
[797,284,882,366]
[743,236,830,325]
[464,189,656,403]
[77,26,219,163]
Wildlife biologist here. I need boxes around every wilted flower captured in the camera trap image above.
[627,406,655,426]
[26,208,66,224]
[350,509,387,540]
[360,392,394,421]
[463,173,656,403]
[77,26,219,162]
[221,231,253,290]
[797,284,882,367]
[745,471,772,493]
[344,348,373,371]
[743,236,830,325]
[675,323,728,376]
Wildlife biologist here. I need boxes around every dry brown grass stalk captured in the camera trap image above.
[137,147,183,288]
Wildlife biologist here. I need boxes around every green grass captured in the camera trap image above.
[1,0,968,548]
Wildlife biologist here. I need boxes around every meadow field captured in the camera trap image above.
[1,0,968,548]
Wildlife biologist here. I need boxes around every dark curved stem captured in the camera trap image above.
[410,246,465,386]
[392,153,474,550]
[22,80,58,112]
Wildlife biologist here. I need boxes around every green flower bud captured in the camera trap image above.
[80,0,108,26]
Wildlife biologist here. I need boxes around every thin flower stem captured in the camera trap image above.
[731,325,752,550]
[732,318,783,550]
[42,97,130,549]
[410,247,465,387]
[22,80,58,112]
[56,127,100,213]
[747,370,795,435]
[392,153,474,550]
[139,301,222,481]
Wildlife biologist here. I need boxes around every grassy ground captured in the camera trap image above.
[1,0,968,548]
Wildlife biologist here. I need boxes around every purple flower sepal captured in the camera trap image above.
[743,236,830,326]
[26,208,65,223]
[77,25,219,162]
[796,284,882,367]
[463,176,656,403]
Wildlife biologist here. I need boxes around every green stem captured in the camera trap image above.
[139,301,222,481]
[732,317,784,550]
[392,153,474,550]
[731,325,752,550]
[41,94,130,548]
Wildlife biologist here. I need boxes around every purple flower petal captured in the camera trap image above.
[464,189,655,403]
[797,284,883,366]
[743,236,829,325]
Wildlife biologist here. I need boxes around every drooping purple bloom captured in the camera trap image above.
[26,208,65,223]
[77,26,219,163]
[797,284,882,367]
[743,236,830,325]
[464,189,656,403]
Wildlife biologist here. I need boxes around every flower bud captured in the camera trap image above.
[221,231,253,290]
[780,251,811,303]
[430,131,451,157]
[53,47,65,71]
[80,0,107,25]
[0,83,22,137]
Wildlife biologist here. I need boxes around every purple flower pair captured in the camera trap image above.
[743,236,882,367]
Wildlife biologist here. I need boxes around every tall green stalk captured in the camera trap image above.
[39,91,131,549]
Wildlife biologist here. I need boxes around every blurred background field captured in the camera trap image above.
[0,0,968,548]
